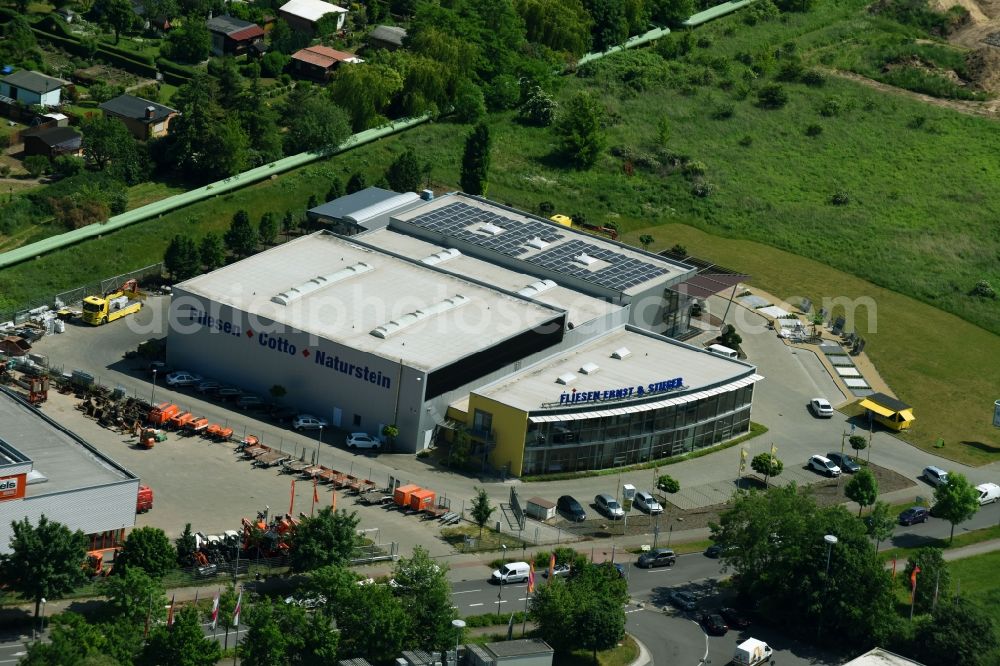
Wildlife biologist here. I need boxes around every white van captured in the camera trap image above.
[491,561,530,584]
[976,483,1000,505]
[707,344,738,359]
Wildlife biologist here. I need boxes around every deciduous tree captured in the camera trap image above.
[199,232,226,270]
[330,63,403,131]
[337,583,409,662]
[515,0,592,56]
[140,606,221,666]
[460,123,491,196]
[258,212,278,246]
[114,526,176,579]
[346,172,367,194]
[750,451,783,485]
[903,547,949,614]
[933,472,979,543]
[639,234,654,250]
[649,0,695,27]
[282,86,351,154]
[102,0,138,43]
[470,487,496,538]
[0,515,88,621]
[165,15,211,63]
[225,210,258,258]
[290,507,361,572]
[845,467,878,517]
[865,501,895,552]
[164,234,201,280]
[912,596,997,666]
[104,566,167,625]
[392,547,456,651]
[386,147,422,192]
[583,0,627,52]
[849,435,868,453]
[554,92,605,168]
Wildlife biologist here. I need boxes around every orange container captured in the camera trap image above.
[409,488,435,512]
[393,484,420,507]
[169,412,194,429]
[148,403,179,425]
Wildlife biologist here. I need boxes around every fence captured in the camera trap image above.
[0,262,163,326]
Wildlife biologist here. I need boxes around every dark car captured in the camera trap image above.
[826,452,861,474]
[898,506,930,526]
[719,607,750,629]
[697,613,728,636]
[669,590,697,612]
[557,495,587,522]
[637,548,676,569]
[704,544,738,559]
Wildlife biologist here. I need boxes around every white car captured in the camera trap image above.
[164,371,202,387]
[922,466,949,487]
[292,415,328,431]
[809,398,834,418]
[809,455,841,477]
[346,433,380,449]
[633,491,663,515]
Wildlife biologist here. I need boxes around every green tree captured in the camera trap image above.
[579,596,625,662]
[290,507,361,572]
[282,86,352,154]
[211,57,244,109]
[23,155,49,178]
[392,546,456,651]
[103,0,137,43]
[19,612,117,666]
[165,15,211,63]
[720,324,742,348]
[531,562,628,655]
[241,599,287,666]
[53,155,85,178]
[849,435,868,454]
[657,474,680,493]
[381,424,399,449]
[845,467,878,517]
[583,0,627,51]
[750,451,783,485]
[225,210,259,258]
[774,0,814,11]
[554,92,606,169]
[114,526,176,579]
[519,85,557,126]
[452,78,486,122]
[282,210,295,239]
[199,232,226,270]
[326,177,344,202]
[0,16,38,62]
[386,147,422,192]
[203,116,250,177]
[267,18,309,54]
[164,234,201,280]
[306,564,360,609]
[649,0,695,27]
[515,0,592,56]
[903,547,949,615]
[104,566,167,625]
[0,515,87,621]
[330,63,403,131]
[757,82,789,109]
[470,487,496,538]
[865,500,896,552]
[639,234,654,250]
[258,212,278,246]
[460,123,491,196]
[912,596,998,666]
[447,428,471,467]
[337,583,409,662]
[140,606,221,666]
[346,172,367,194]
[933,472,980,543]
[175,523,197,567]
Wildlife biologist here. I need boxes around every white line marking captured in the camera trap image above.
[517,597,529,601]
[452,589,482,595]
[468,603,484,607]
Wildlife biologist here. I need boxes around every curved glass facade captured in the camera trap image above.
[522,384,754,475]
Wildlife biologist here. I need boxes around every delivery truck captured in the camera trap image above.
[733,638,772,666]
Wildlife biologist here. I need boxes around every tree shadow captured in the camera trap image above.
[960,440,1000,455]
[534,150,576,171]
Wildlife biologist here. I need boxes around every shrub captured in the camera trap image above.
[757,82,789,109]
[830,191,850,206]
[801,69,826,86]
[519,85,557,127]
[738,135,753,146]
[819,96,843,117]
[711,102,735,119]
[682,160,707,178]
[971,280,996,299]
[23,155,50,177]
[744,0,780,25]
[805,123,823,137]
[696,35,713,49]
[691,181,714,198]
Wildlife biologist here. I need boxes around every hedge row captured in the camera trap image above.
[155,57,197,85]
[32,27,161,79]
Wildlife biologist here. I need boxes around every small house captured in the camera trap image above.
[99,94,179,140]
[290,45,363,80]
[306,187,423,235]
[279,0,348,34]
[206,15,265,57]
[858,392,915,432]
[467,639,554,666]
[0,70,65,107]
[367,25,406,51]
[21,126,82,159]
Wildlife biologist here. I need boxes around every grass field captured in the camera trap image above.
[947,550,1000,625]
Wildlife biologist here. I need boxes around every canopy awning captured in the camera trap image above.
[899,409,915,422]
[859,399,895,418]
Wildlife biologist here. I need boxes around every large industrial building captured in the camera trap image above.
[0,387,139,553]
[168,194,761,475]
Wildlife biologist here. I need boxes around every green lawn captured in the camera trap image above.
[943,549,1000,650]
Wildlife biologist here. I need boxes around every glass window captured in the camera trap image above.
[473,409,493,434]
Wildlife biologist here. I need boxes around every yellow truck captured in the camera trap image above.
[81,279,145,326]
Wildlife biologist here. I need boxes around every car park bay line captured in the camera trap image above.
[451,589,482,594]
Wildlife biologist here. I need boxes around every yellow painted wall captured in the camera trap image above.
[466,394,529,476]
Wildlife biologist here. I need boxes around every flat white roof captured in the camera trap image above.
[279,0,346,21]
[175,232,563,371]
[470,328,759,413]
[360,228,621,327]
[0,389,135,496]
[392,194,692,296]
[841,648,926,666]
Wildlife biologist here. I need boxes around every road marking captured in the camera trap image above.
[469,603,484,607]
[452,589,482,595]
[639,568,675,573]
[625,608,643,614]
[517,597,529,601]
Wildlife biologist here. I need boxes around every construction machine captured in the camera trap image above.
[81,279,145,326]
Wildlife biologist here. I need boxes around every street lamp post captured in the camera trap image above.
[496,544,507,616]
[817,534,838,638]
[451,618,466,665]
[150,369,157,405]
[315,425,323,467]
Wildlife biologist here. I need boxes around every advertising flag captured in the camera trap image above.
[233,589,243,628]
[289,479,296,515]
[332,488,337,510]
[527,563,536,594]
[210,590,220,630]
[910,566,921,604]
[166,594,176,628]
[548,553,556,580]
[891,557,897,580]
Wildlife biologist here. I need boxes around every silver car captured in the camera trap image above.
[595,494,625,519]
[633,491,663,515]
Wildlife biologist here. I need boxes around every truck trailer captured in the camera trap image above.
[81,279,145,326]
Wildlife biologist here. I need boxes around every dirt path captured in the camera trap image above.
[827,68,1000,118]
